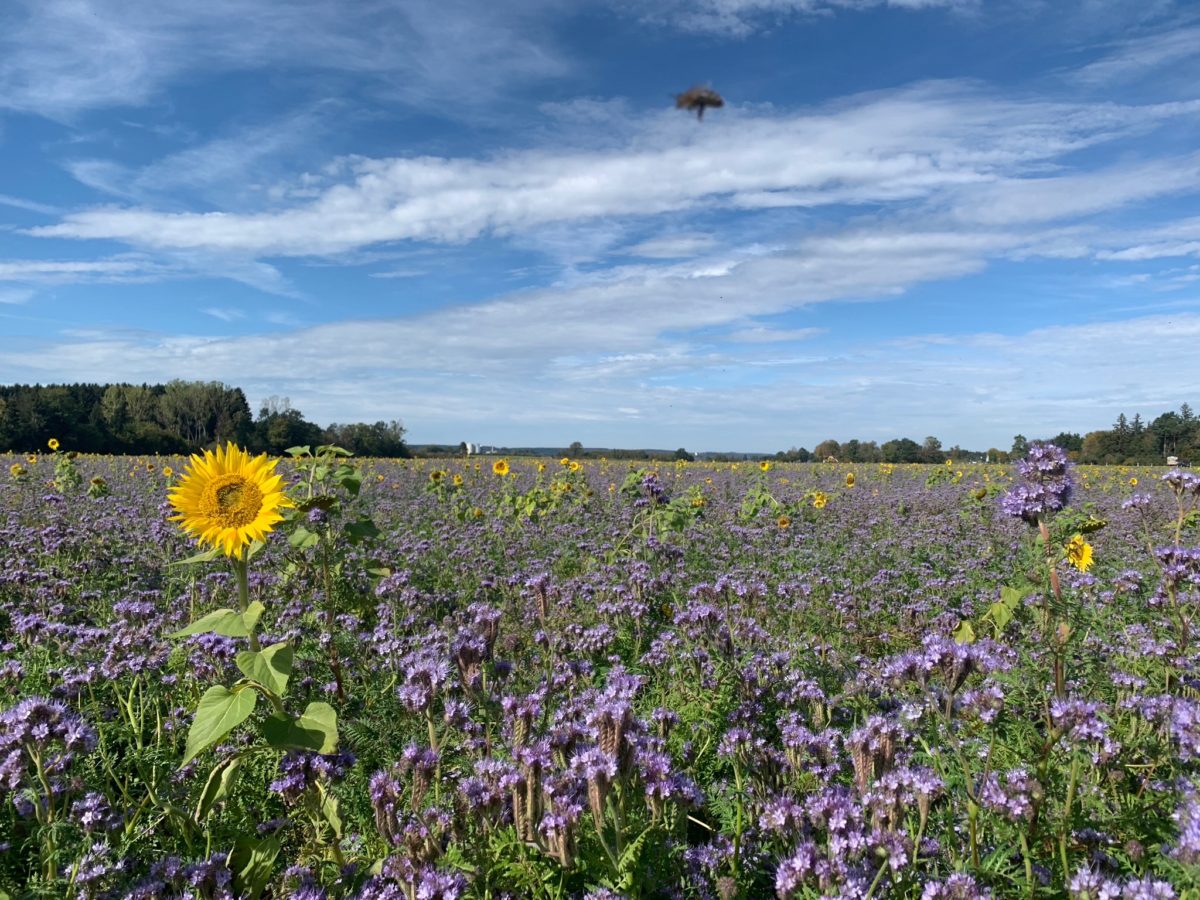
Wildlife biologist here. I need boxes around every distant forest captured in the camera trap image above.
[774,404,1200,465]
[0,382,410,457]
[3,382,1197,464]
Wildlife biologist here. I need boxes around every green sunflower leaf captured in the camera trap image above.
[261,701,338,754]
[171,601,264,638]
[182,685,257,767]
[170,546,224,566]
[235,642,293,697]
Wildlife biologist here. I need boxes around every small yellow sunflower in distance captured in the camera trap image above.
[1066,534,1094,573]
[169,442,293,558]
[47,438,60,451]
[492,459,510,476]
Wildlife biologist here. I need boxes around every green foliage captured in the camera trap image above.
[231,834,282,900]
[172,601,266,638]
[261,703,339,754]
[0,382,409,456]
[236,643,293,696]
[182,685,258,766]
[194,754,244,822]
[53,452,82,493]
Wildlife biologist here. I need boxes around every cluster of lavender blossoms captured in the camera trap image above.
[0,697,97,811]
[1000,442,1074,524]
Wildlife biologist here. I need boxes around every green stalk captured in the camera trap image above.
[731,759,744,882]
[233,556,259,652]
[319,535,346,702]
[1059,753,1081,882]
[31,746,58,881]
[1019,832,1035,899]
[864,859,890,900]
[1038,517,1066,699]
[426,709,442,805]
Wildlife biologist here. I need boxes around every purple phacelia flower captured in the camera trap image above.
[1000,443,1073,524]
[270,751,355,803]
[1120,876,1177,900]
[1169,786,1200,865]
[921,873,992,899]
[979,767,1042,822]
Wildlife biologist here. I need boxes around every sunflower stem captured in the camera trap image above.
[234,557,260,652]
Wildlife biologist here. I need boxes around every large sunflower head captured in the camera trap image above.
[168,442,293,558]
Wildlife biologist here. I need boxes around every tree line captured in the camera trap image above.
[775,404,1200,465]
[0,382,410,458]
[1037,404,1200,465]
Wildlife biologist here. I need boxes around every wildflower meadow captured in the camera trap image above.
[3,442,1200,899]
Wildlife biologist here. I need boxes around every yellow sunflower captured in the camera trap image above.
[162,466,174,477]
[1066,534,1094,573]
[26,454,37,464]
[492,459,510,476]
[759,461,771,472]
[568,461,581,473]
[47,438,60,451]
[10,463,25,478]
[168,442,293,558]
[776,514,791,529]
[812,491,829,509]
[845,472,855,488]
[452,473,464,486]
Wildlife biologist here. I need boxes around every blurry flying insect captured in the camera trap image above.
[674,85,724,120]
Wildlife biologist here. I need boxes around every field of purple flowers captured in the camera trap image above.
[3,445,1200,899]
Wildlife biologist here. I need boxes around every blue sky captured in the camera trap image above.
[1,0,1198,452]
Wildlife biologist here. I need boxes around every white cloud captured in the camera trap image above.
[0,257,166,283]
[0,220,1055,447]
[0,0,570,119]
[0,193,59,216]
[1071,24,1200,86]
[1089,218,1200,262]
[368,269,429,279]
[64,105,335,208]
[5,292,1195,450]
[0,252,295,296]
[725,325,824,342]
[624,0,976,37]
[29,86,1200,258]
[0,288,34,304]
[949,154,1200,226]
[201,307,246,322]
[625,233,717,258]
